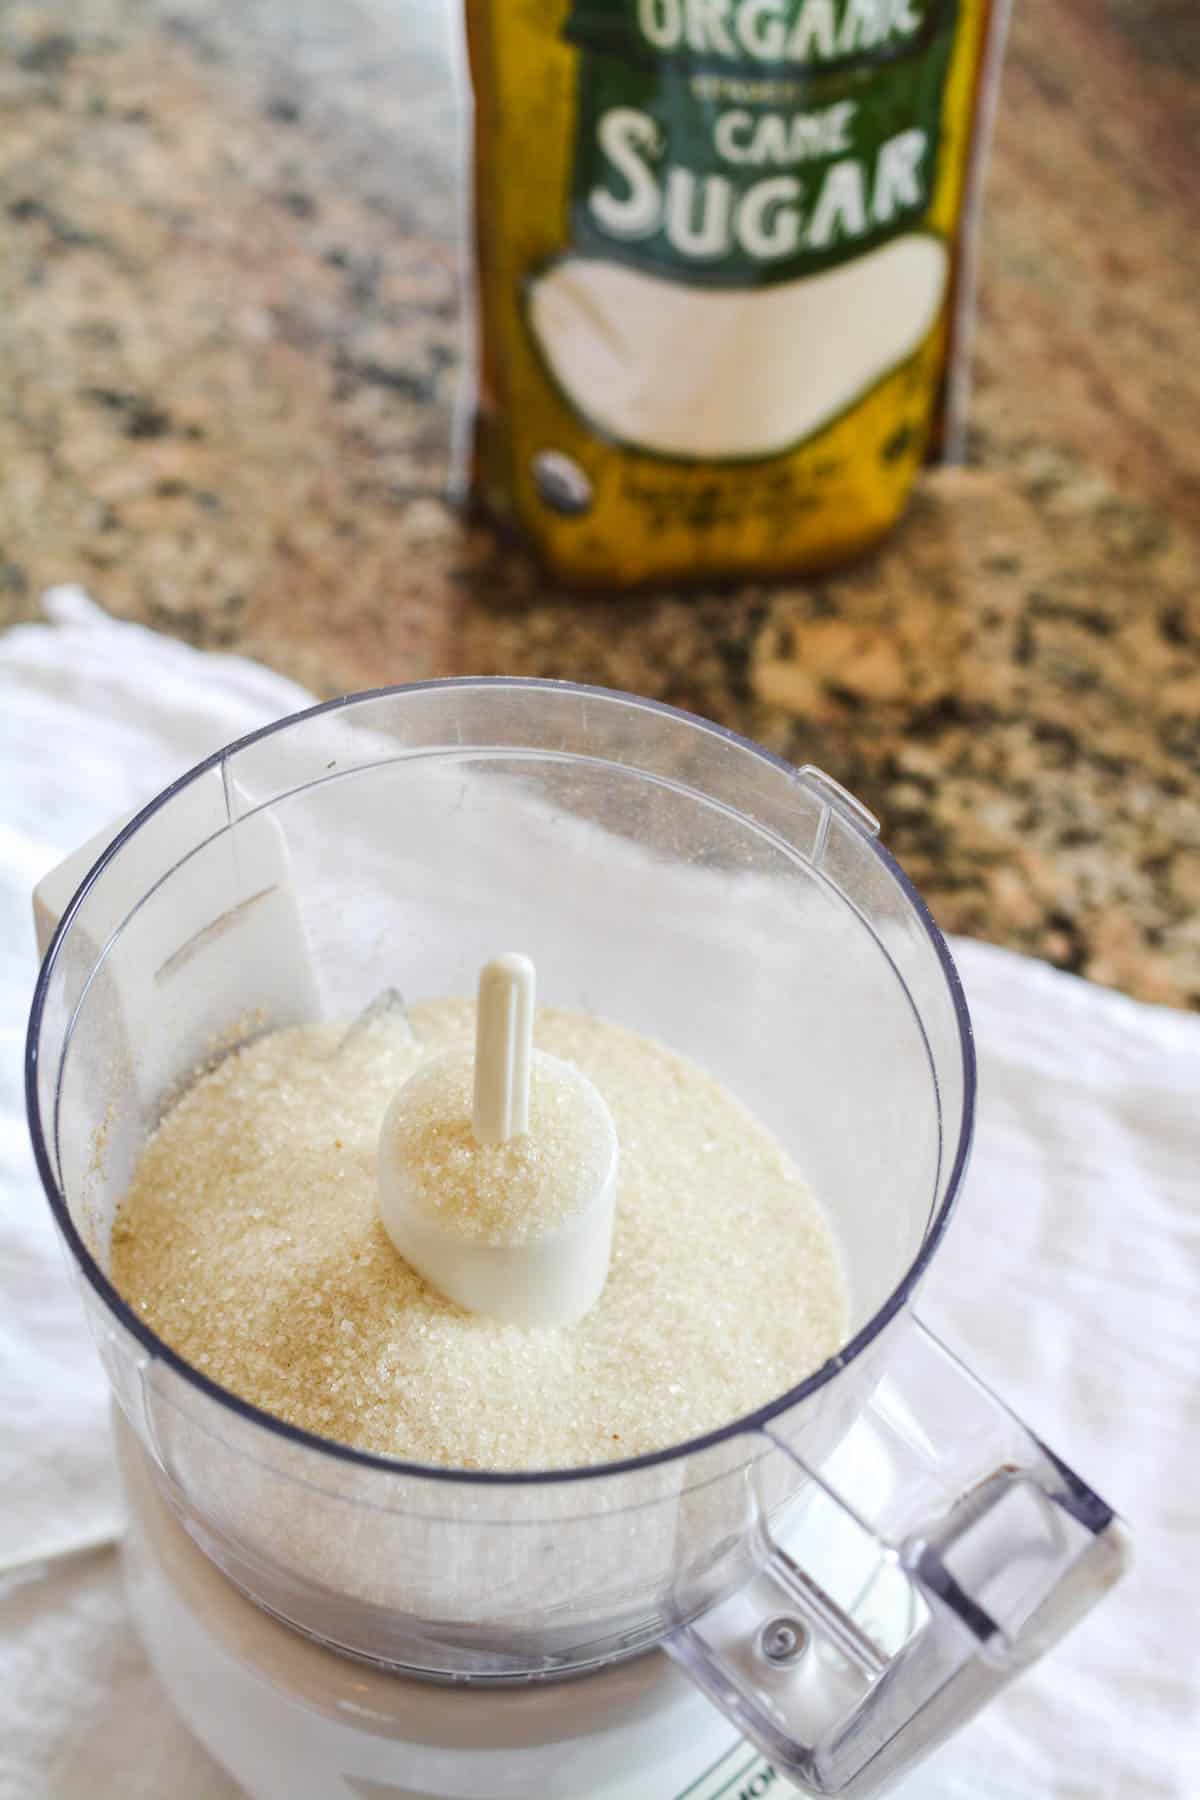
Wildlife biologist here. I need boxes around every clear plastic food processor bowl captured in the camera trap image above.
[27,682,1128,1797]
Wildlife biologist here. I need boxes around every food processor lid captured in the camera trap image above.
[25,677,976,1489]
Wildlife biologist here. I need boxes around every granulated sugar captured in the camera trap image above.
[381,1048,611,1244]
[111,1001,848,1470]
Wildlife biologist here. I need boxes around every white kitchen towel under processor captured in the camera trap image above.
[1,588,1196,1800]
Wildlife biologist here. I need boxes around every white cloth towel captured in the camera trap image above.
[1,590,1196,1799]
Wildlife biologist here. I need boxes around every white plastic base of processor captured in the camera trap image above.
[115,1414,748,1800]
[115,1411,922,1800]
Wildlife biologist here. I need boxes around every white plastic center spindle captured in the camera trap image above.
[472,952,534,1145]
[378,955,618,1326]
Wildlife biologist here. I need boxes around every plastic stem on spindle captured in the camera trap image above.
[472,953,535,1145]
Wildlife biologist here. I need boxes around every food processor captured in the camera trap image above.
[27,680,1130,1799]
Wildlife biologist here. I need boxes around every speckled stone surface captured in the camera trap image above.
[1,0,1197,1007]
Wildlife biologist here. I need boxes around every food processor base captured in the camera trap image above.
[114,1413,756,1800]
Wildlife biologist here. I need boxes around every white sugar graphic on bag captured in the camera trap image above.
[529,236,948,460]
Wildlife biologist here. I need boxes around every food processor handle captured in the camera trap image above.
[666,1316,1131,1798]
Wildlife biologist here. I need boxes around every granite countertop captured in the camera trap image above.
[1,0,1197,1007]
